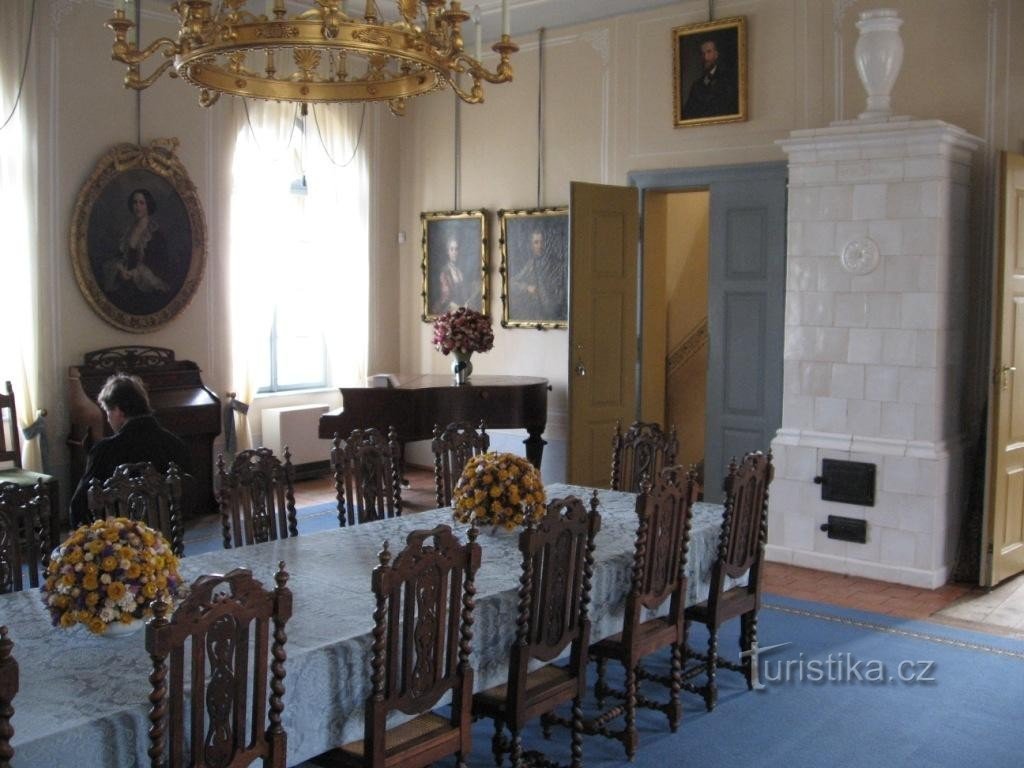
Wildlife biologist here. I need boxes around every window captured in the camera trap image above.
[228,102,368,398]
[0,0,38,440]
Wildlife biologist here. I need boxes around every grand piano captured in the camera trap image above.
[318,374,550,467]
[67,346,221,516]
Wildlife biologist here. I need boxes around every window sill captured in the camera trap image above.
[254,386,337,400]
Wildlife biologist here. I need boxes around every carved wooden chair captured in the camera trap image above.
[0,381,59,551]
[560,467,696,759]
[0,480,51,594]
[683,450,774,711]
[146,563,293,768]
[609,421,679,493]
[330,428,402,527]
[86,461,186,556]
[318,525,482,768]
[431,421,490,507]
[472,495,602,768]
[217,448,299,549]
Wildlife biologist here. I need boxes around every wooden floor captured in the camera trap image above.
[292,471,1024,638]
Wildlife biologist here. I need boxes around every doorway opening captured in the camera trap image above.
[642,189,710,475]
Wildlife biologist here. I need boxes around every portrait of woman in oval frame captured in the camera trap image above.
[70,139,207,332]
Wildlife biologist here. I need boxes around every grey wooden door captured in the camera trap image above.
[704,171,787,497]
[630,163,787,499]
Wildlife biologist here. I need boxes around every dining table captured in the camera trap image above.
[1,483,732,767]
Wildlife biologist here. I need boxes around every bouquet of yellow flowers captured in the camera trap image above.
[452,452,546,530]
[41,517,184,635]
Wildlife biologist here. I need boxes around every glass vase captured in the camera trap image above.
[452,350,473,385]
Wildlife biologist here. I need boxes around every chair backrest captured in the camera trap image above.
[87,462,186,556]
[146,564,293,768]
[610,421,679,493]
[509,495,601,690]
[431,421,490,507]
[708,451,774,606]
[217,448,298,549]
[0,481,51,593]
[0,626,16,768]
[364,525,481,754]
[0,383,22,470]
[622,467,695,644]
[331,428,402,526]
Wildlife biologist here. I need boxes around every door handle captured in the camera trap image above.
[574,362,587,377]
[1001,365,1017,390]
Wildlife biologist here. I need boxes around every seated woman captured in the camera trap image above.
[69,373,191,528]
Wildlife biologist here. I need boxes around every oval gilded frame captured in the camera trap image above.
[70,139,207,333]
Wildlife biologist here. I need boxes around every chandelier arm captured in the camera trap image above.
[464,62,513,85]
[446,73,483,104]
[112,37,180,67]
[453,57,513,86]
[124,58,179,91]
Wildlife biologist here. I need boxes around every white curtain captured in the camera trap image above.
[307,103,369,389]
[0,0,41,469]
[227,99,369,449]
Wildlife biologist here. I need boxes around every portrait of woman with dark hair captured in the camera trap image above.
[72,141,206,332]
[100,187,171,313]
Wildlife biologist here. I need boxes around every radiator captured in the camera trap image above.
[260,404,329,467]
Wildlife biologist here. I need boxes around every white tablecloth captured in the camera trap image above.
[2,484,727,767]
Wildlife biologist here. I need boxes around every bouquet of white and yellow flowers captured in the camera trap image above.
[452,452,546,530]
[41,517,184,635]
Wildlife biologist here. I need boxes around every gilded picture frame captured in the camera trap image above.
[421,209,489,321]
[673,16,747,128]
[499,207,569,329]
[70,139,207,333]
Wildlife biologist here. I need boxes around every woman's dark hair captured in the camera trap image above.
[97,374,153,418]
[127,188,157,215]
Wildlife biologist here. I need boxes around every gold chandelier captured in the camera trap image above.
[107,1,518,115]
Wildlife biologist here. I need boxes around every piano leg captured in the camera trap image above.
[523,428,547,470]
[398,442,410,488]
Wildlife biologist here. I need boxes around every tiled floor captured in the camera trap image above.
[291,472,1024,639]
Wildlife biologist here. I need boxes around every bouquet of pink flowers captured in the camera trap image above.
[432,307,495,355]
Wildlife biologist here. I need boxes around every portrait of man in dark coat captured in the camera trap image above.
[682,39,738,119]
[674,18,746,127]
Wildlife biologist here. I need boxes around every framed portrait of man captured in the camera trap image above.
[673,16,747,128]
[499,207,569,329]
[421,209,489,321]
[69,139,207,332]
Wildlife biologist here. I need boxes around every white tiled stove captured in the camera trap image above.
[768,119,983,588]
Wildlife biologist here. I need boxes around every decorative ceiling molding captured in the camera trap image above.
[832,0,860,28]
[580,28,611,67]
[50,0,83,31]
[831,0,860,122]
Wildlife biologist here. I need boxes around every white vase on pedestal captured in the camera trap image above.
[854,9,904,120]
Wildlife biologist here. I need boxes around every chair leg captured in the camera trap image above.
[705,625,719,711]
[510,727,524,768]
[594,656,608,708]
[541,712,553,740]
[492,719,506,768]
[667,641,683,732]
[623,665,638,761]
[741,611,759,690]
[570,697,584,768]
